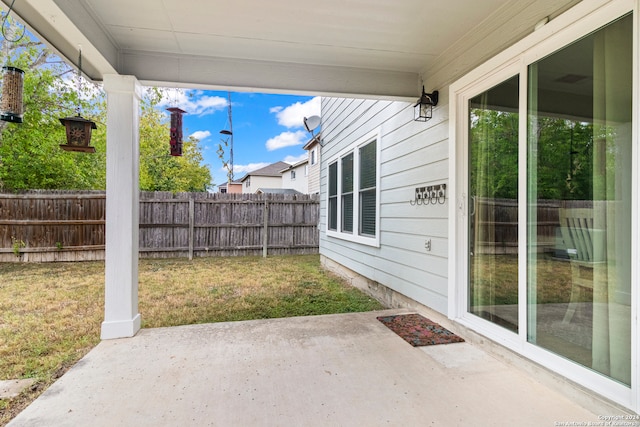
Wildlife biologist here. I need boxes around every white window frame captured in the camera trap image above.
[326,128,381,247]
[448,0,637,411]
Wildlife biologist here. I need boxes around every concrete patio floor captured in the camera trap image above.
[8,309,628,426]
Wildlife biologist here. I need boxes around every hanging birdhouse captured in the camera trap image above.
[59,114,97,153]
[58,48,97,153]
[168,107,186,156]
[0,66,24,123]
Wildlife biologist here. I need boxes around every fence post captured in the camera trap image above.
[188,198,194,260]
[262,200,269,258]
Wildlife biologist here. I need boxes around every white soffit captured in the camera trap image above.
[6,0,578,98]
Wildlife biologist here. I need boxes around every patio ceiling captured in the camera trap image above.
[5,0,579,99]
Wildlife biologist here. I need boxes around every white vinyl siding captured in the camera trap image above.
[307,144,321,194]
[318,0,595,331]
[242,175,282,193]
[317,0,638,414]
[320,96,448,313]
[281,162,309,194]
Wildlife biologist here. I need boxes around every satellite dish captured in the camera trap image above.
[303,116,321,134]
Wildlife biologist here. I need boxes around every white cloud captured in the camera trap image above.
[232,162,271,174]
[157,88,228,117]
[283,153,308,164]
[190,130,211,141]
[271,97,321,128]
[265,130,308,151]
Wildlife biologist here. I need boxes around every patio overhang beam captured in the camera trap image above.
[121,51,420,100]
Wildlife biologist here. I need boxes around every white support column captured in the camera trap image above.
[101,75,142,340]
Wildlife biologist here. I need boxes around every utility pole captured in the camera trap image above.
[227,92,233,181]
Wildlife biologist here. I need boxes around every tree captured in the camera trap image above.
[0,22,107,191]
[470,107,595,202]
[0,25,212,192]
[469,109,519,200]
[534,118,593,200]
[139,89,212,192]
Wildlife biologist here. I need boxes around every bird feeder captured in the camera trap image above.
[0,66,24,123]
[168,107,186,156]
[58,48,97,153]
[59,114,97,153]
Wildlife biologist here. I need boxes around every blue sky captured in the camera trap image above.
[21,21,322,190]
[156,90,320,189]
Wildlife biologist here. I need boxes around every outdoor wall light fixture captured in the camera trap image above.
[414,86,439,122]
[410,184,446,205]
[59,48,98,153]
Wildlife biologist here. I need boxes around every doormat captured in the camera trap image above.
[377,313,465,347]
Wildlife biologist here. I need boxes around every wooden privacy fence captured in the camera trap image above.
[470,197,592,255]
[0,191,320,262]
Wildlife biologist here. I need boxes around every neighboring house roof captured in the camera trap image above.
[303,135,321,151]
[279,159,308,173]
[239,161,290,182]
[256,188,303,195]
[218,179,242,189]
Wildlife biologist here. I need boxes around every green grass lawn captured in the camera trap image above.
[0,254,384,425]
[470,254,576,306]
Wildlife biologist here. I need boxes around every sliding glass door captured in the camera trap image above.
[468,76,520,333]
[527,14,631,385]
[467,13,632,386]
